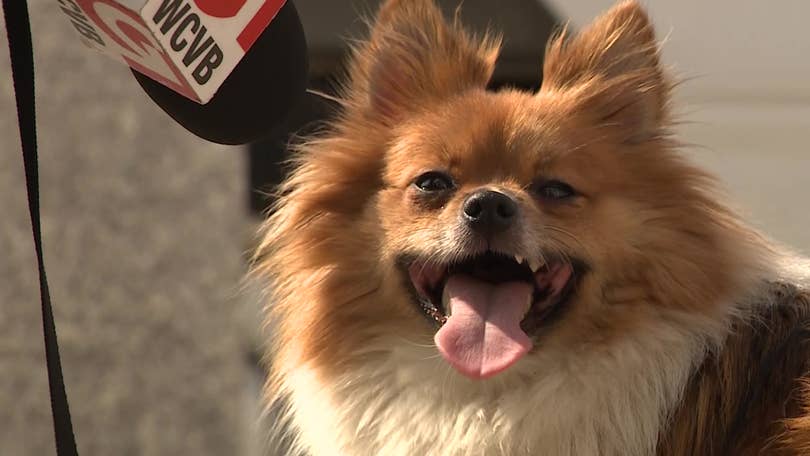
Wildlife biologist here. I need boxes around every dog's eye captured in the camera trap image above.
[533,179,576,200]
[414,171,454,192]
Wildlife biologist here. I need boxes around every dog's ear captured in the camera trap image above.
[541,1,668,142]
[350,0,500,124]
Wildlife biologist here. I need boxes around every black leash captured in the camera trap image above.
[2,1,79,454]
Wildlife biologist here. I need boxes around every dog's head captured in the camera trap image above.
[258,0,760,381]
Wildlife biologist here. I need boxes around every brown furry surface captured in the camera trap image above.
[782,381,810,453]
[659,282,810,455]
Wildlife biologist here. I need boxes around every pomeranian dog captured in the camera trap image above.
[253,0,810,454]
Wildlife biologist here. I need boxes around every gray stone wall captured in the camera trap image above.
[1,2,262,455]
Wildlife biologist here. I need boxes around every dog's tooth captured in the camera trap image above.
[514,254,524,264]
[529,257,543,272]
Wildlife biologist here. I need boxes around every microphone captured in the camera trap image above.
[57,0,308,145]
[133,1,307,145]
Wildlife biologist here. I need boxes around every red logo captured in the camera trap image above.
[193,0,248,18]
[76,0,198,100]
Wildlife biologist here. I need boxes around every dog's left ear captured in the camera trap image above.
[541,1,668,143]
[351,0,500,124]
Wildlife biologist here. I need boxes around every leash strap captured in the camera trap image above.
[2,1,79,454]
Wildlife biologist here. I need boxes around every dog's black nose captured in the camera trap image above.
[462,190,518,236]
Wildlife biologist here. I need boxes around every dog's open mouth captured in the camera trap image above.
[405,251,579,379]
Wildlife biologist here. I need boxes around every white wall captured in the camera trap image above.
[543,0,810,254]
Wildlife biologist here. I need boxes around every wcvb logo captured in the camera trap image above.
[193,0,248,18]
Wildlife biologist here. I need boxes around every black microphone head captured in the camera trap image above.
[132,0,308,145]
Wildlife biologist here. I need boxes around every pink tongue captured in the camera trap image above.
[434,275,533,379]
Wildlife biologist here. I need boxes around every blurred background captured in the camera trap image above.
[1,1,808,455]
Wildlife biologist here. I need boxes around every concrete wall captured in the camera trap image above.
[0,2,260,455]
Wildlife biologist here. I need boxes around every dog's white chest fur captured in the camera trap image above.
[280,311,722,456]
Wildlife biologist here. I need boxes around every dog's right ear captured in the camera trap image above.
[349,0,500,125]
[540,0,668,143]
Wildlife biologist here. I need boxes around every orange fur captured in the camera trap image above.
[783,381,810,453]
[252,1,810,454]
